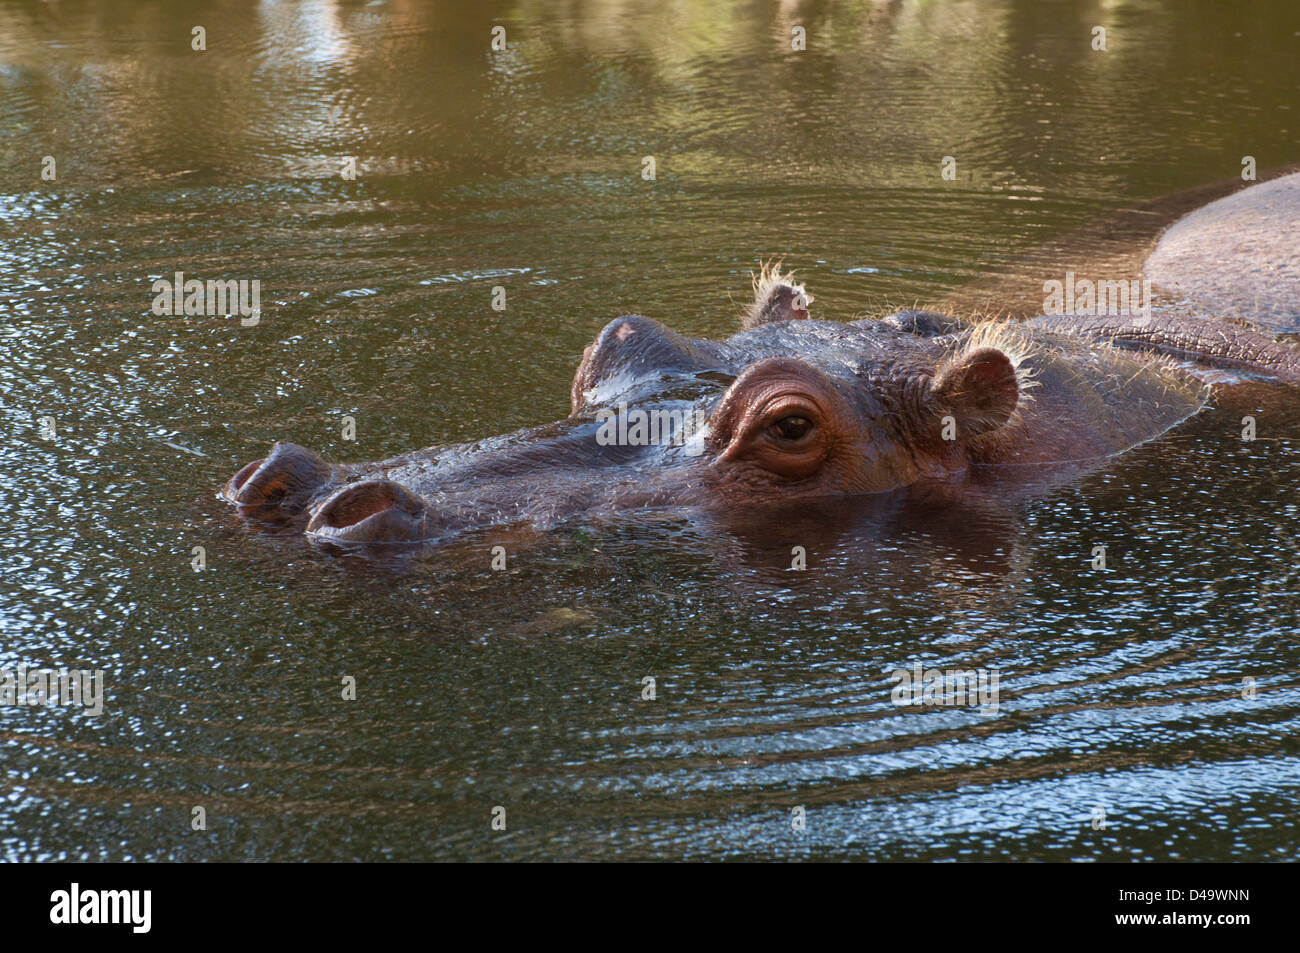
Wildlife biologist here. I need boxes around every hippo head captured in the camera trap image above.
[224,267,1026,547]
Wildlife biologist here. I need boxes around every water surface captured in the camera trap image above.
[1,0,1298,861]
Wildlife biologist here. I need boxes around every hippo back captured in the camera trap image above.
[1144,171,1300,334]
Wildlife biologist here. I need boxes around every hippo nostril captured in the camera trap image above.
[227,442,331,508]
[306,479,429,542]
[230,458,265,494]
[312,482,402,528]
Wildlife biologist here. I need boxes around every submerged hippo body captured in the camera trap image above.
[225,176,1300,548]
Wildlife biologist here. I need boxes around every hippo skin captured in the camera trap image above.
[224,179,1300,548]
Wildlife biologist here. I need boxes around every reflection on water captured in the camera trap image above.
[1,0,1298,861]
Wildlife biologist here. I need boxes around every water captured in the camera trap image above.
[1,0,1297,861]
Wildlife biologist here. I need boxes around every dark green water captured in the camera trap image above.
[1,0,1298,861]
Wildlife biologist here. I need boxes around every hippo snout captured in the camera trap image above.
[305,479,434,544]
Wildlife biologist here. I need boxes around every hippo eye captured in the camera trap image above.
[770,415,813,442]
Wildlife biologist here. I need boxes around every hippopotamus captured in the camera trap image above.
[223,175,1300,549]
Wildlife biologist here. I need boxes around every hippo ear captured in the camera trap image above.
[928,346,1019,437]
[744,261,813,328]
[570,315,709,414]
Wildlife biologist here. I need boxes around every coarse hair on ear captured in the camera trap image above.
[930,346,1020,436]
[930,320,1039,435]
[744,259,814,328]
